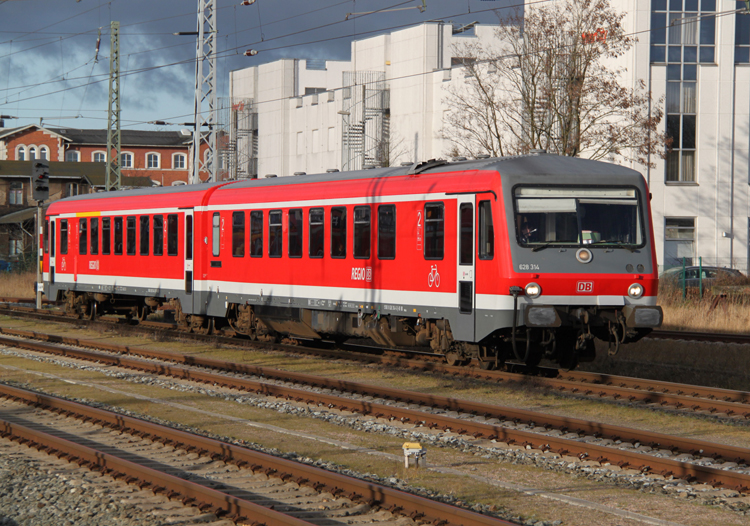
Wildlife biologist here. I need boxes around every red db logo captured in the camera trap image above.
[576,281,594,293]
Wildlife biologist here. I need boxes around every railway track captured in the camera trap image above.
[0,383,516,526]
[1,328,749,496]
[1,303,749,422]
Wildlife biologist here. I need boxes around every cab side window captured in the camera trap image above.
[478,200,494,259]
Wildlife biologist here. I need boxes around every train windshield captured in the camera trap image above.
[514,187,644,249]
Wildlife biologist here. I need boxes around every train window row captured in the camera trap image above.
[50,201,495,263]
[223,204,401,261]
[57,215,179,257]
[221,201,494,261]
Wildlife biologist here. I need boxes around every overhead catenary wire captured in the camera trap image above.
[2,0,744,126]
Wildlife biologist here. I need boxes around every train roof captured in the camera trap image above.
[45,154,644,215]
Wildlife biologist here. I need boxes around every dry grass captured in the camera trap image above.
[658,280,750,333]
[0,271,36,298]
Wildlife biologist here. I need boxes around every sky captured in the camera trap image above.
[0,0,515,132]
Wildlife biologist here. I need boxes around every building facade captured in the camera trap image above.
[0,125,211,186]
[228,3,750,272]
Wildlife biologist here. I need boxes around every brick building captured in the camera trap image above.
[0,125,209,186]
[0,160,152,264]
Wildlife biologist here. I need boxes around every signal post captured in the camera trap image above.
[32,160,49,310]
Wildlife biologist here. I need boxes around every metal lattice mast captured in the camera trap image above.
[192,0,217,184]
[106,21,121,191]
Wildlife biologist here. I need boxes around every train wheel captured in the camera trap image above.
[444,351,468,366]
[192,317,213,335]
[87,301,98,321]
[136,304,150,322]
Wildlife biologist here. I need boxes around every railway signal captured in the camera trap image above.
[32,159,50,203]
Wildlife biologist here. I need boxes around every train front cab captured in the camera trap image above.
[491,163,663,369]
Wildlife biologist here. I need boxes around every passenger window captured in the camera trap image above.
[212,213,220,257]
[250,211,263,257]
[126,216,136,255]
[167,214,178,256]
[60,220,68,255]
[459,203,473,266]
[232,211,245,257]
[478,200,494,259]
[289,209,302,258]
[102,218,111,255]
[114,217,123,255]
[353,206,371,259]
[79,218,87,255]
[90,218,99,255]
[44,220,49,254]
[153,215,163,256]
[331,207,346,258]
[140,216,150,256]
[424,203,444,260]
[269,210,282,257]
[309,208,324,258]
[377,205,396,259]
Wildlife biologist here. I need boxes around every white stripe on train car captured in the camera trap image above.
[51,273,184,291]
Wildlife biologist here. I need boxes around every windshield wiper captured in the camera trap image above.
[586,240,637,252]
[531,243,552,252]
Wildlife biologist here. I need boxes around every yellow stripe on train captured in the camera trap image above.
[75,211,101,217]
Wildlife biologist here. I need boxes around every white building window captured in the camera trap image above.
[173,153,186,169]
[312,129,319,153]
[9,182,23,205]
[93,151,106,163]
[39,146,49,160]
[147,152,160,169]
[66,183,80,197]
[16,146,25,161]
[296,131,304,156]
[9,238,23,256]
[29,146,37,160]
[120,152,133,168]
[66,150,80,162]
[664,217,695,268]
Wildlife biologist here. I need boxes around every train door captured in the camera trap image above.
[456,195,476,340]
[49,218,55,284]
[184,211,194,296]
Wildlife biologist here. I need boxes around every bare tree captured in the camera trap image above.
[444,0,668,167]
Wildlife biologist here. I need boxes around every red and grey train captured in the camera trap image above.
[42,153,663,369]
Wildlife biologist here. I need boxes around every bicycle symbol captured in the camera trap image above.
[427,265,441,288]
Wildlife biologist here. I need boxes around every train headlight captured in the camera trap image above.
[628,283,644,298]
[576,248,593,264]
[525,282,542,298]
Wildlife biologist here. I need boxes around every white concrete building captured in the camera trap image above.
[229,1,750,271]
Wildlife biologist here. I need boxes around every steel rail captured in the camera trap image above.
[0,384,516,526]
[1,333,749,493]
[0,418,318,526]
[3,309,750,418]
[649,329,750,345]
